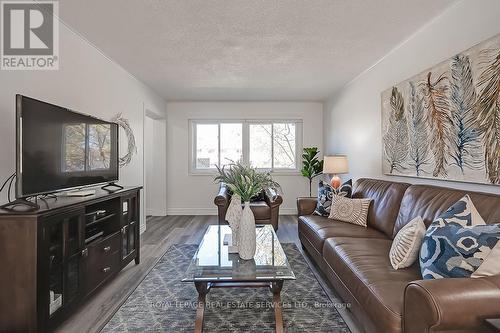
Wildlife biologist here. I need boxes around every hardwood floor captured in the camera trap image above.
[56,215,361,333]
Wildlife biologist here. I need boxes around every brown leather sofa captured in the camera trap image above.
[215,183,283,230]
[298,178,500,333]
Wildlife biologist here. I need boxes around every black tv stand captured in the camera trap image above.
[0,198,40,211]
[101,182,124,192]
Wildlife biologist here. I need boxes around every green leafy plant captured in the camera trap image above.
[300,147,323,196]
[215,162,281,202]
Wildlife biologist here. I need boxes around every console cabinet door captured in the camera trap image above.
[121,193,139,264]
[39,209,84,328]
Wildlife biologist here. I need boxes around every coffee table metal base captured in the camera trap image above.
[194,280,284,333]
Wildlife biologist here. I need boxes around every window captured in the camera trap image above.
[249,124,272,169]
[64,124,86,172]
[88,124,112,170]
[190,120,302,173]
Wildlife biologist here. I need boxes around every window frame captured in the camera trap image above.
[189,119,303,175]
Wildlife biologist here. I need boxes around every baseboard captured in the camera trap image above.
[166,207,298,216]
[166,208,218,215]
[146,209,167,217]
[279,208,298,215]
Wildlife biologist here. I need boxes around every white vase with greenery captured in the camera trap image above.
[215,162,281,260]
[225,193,242,252]
[239,201,256,259]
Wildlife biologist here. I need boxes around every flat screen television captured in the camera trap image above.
[16,95,119,198]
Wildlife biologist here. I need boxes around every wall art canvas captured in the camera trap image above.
[382,34,500,185]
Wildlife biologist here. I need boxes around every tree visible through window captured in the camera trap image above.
[64,124,86,172]
[88,124,111,170]
[249,124,272,168]
[273,123,296,168]
[192,121,300,172]
[63,123,111,172]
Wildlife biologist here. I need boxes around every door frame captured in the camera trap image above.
[142,104,167,230]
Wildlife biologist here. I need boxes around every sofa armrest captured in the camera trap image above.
[214,183,229,207]
[264,187,283,208]
[214,183,230,224]
[404,276,500,333]
[268,195,283,208]
[297,197,317,216]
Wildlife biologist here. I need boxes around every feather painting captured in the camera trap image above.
[407,81,430,176]
[450,54,482,172]
[420,71,453,178]
[475,49,500,184]
[382,34,500,185]
[383,87,409,173]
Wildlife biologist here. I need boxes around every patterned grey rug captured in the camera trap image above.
[102,244,350,332]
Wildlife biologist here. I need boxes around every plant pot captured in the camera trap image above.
[238,202,256,260]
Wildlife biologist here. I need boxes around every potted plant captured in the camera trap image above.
[300,147,323,197]
[215,162,280,259]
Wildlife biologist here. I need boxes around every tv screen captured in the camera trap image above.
[16,95,119,197]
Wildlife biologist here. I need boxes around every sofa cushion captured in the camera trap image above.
[328,195,371,227]
[394,185,500,237]
[352,178,410,238]
[420,195,500,279]
[323,237,421,332]
[389,216,426,270]
[314,180,352,216]
[472,242,500,277]
[298,215,386,255]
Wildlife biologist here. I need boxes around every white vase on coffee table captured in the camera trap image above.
[225,193,242,253]
[238,201,256,260]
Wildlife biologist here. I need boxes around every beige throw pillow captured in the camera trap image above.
[471,242,500,278]
[390,216,426,270]
[328,195,371,227]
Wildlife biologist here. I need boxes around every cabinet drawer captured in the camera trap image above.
[85,233,121,293]
[88,232,121,257]
[85,250,120,292]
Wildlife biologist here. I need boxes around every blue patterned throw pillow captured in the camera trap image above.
[419,195,500,279]
[314,179,352,217]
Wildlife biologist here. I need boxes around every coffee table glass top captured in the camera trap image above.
[183,225,295,282]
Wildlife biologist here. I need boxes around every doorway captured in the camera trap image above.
[144,110,167,217]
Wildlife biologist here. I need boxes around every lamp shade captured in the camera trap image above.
[323,155,349,174]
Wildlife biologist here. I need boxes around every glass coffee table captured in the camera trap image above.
[183,224,296,333]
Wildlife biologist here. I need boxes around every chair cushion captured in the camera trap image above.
[298,215,386,254]
[249,201,270,220]
[323,237,421,332]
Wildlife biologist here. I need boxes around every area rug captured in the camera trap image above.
[101,244,350,332]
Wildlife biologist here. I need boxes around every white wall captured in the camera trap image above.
[324,0,500,194]
[166,102,324,215]
[0,21,166,233]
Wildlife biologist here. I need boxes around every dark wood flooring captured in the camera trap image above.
[56,215,361,333]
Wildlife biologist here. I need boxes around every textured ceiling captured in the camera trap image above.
[59,0,456,101]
